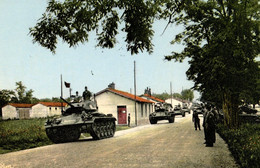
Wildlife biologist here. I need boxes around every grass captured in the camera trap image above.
[0,119,130,154]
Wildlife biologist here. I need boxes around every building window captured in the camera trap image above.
[55,107,57,110]
[49,107,51,110]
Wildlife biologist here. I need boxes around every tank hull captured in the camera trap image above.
[45,117,116,143]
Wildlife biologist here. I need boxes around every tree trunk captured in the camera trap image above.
[222,91,239,129]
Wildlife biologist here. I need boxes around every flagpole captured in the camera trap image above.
[134,61,137,126]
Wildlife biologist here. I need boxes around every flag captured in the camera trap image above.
[64,81,70,88]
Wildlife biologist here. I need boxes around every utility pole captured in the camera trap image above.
[60,74,63,112]
[170,82,173,105]
[134,61,137,126]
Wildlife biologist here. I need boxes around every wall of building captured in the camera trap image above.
[31,104,48,118]
[165,98,183,108]
[48,106,62,116]
[2,105,18,119]
[96,91,152,126]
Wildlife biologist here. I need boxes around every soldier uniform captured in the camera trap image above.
[204,105,216,147]
[128,113,131,127]
[193,111,201,130]
[82,86,92,100]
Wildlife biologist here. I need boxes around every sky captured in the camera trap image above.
[0,0,200,100]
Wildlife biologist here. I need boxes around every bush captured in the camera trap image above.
[217,123,260,168]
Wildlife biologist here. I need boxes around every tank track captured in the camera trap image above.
[46,126,81,143]
[90,120,116,140]
[46,119,116,143]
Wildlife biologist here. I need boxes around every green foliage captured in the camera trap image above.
[0,89,16,108]
[30,0,157,54]
[181,89,194,101]
[0,119,52,152]
[152,92,171,100]
[217,123,260,168]
[163,0,259,128]
[13,81,38,104]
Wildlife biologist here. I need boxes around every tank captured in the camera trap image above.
[149,103,175,124]
[173,105,186,117]
[45,97,116,143]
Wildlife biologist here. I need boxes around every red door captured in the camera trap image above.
[117,106,127,125]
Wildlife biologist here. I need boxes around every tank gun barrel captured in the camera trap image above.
[60,96,74,107]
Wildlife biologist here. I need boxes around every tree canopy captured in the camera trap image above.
[30,0,260,128]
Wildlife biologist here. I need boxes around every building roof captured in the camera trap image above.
[141,94,165,103]
[6,103,34,108]
[38,102,67,107]
[96,88,154,103]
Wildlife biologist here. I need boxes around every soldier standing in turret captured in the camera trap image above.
[82,86,92,101]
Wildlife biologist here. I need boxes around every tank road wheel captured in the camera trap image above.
[91,122,102,140]
[100,124,105,139]
[65,126,81,142]
[168,117,174,123]
[182,112,185,117]
[104,122,109,138]
[112,121,116,137]
[46,128,61,143]
[149,118,157,124]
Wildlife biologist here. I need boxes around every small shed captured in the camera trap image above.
[31,102,67,118]
[95,87,154,126]
[2,103,33,120]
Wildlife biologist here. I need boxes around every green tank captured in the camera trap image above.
[45,97,116,143]
[149,103,175,124]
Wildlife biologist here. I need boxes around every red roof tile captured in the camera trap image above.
[38,102,67,107]
[7,103,34,108]
[97,88,154,103]
[142,94,165,103]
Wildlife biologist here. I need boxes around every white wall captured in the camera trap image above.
[2,105,18,119]
[96,91,152,126]
[31,104,48,118]
[165,98,183,108]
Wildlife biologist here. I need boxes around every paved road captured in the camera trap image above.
[0,114,238,168]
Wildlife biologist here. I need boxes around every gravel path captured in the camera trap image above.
[0,114,239,168]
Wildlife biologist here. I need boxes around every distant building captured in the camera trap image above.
[31,102,67,118]
[165,98,183,108]
[2,103,33,120]
[1,102,67,120]
[96,83,154,126]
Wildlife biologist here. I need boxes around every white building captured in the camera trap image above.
[165,98,183,108]
[96,86,154,126]
[2,103,33,120]
[31,102,67,118]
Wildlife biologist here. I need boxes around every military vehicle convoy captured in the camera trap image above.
[45,97,116,143]
[173,105,186,117]
[149,103,175,124]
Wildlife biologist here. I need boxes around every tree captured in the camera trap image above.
[14,81,35,104]
[30,0,259,128]
[164,0,259,128]
[181,89,194,102]
[29,0,157,54]
[152,92,171,100]
[0,89,16,116]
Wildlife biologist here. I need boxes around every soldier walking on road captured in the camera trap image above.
[192,111,201,130]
